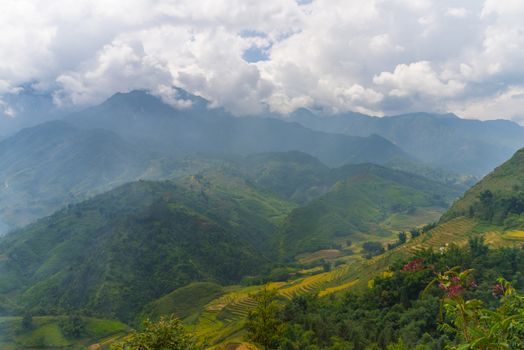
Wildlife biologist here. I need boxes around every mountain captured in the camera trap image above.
[0,177,294,322]
[237,151,331,204]
[291,109,524,176]
[0,86,73,137]
[67,90,412,167]
[0,120,179,231]
[235,151,466,205]
[279,163,460,257]
[442,147,524,227]
[0,90,418,231]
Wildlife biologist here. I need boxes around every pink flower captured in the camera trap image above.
[492,283,505,298]
[401,258,425,272]
[447,284,463,298]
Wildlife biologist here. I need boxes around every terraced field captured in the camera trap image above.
[164,216,520,349]
[319,280,359,297]
[503,230,524,241]
[406,217,477,254]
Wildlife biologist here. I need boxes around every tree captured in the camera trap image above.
[468,236,488,257]
[111,315,199,350]
[246,288,284,349]
[398,231,407,244]
[60,313,85,338]
[21,311,33,330]
[362,241,385,258]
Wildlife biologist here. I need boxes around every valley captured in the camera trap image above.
[3,3,524,349]
[0,90,523,349]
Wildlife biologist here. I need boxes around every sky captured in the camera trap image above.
[1,0,524,124]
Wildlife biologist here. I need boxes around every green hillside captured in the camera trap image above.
[279,163,459,257]
[0,150,473,349]
[443,148,524,228]
[237,151,464,206]
[0,177,294,322]
[0,315,128,349]
[239,151,330,204]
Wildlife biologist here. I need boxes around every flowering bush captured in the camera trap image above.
[426,270,524,349]
[400,258,426,272]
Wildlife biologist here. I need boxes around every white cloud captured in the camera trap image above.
[0,0,524,125]
[0,100,16,118]
[373,61,465,98]
[449,86,524,122]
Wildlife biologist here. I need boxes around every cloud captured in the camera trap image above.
[445,7,468,18]
[0,100,16,118]
[449,86,524,123]
[0,0,524,125]
[373,61,465,98]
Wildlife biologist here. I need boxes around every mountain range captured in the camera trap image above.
[291,108,524,176]
[1,87,524,349]
[0,90,416,232]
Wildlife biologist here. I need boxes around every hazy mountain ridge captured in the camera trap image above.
[0,120,179,231]
[0,89,419,233]
[291,108,524,176]
[68,90,412,167]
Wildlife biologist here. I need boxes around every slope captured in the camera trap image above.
[443,147,524,228]
[292,109,524,176]
[0,177,295,322]
[0,120,178,231]
[279,163,460,257]
[68,90,412,168]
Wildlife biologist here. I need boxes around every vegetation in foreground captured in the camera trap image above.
[246,239,524,349]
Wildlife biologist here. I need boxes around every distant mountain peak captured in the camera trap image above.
[103,87,210,112]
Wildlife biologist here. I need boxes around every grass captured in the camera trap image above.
[0,316,129,350]
[382,207,444,231]
[141,282,225,323]
[297,249,343,264]
[16,322,71,348]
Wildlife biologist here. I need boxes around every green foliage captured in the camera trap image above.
[0,178,292,321]
[363,241,385,258]
[21,311,33,330]
[280,164,459,257]
[111,315,200,350]
[431,271,524,349]
[59,313,86,338]
[141,282,224,323]
[0,120,180,229]
[0,315,128,349]
[246,288,285,350]
[276,241,524,349]
[444,148,524,228]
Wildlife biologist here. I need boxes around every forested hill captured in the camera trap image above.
[0,177,294,321]
[279,163,460,257]
[442,147,524,227]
